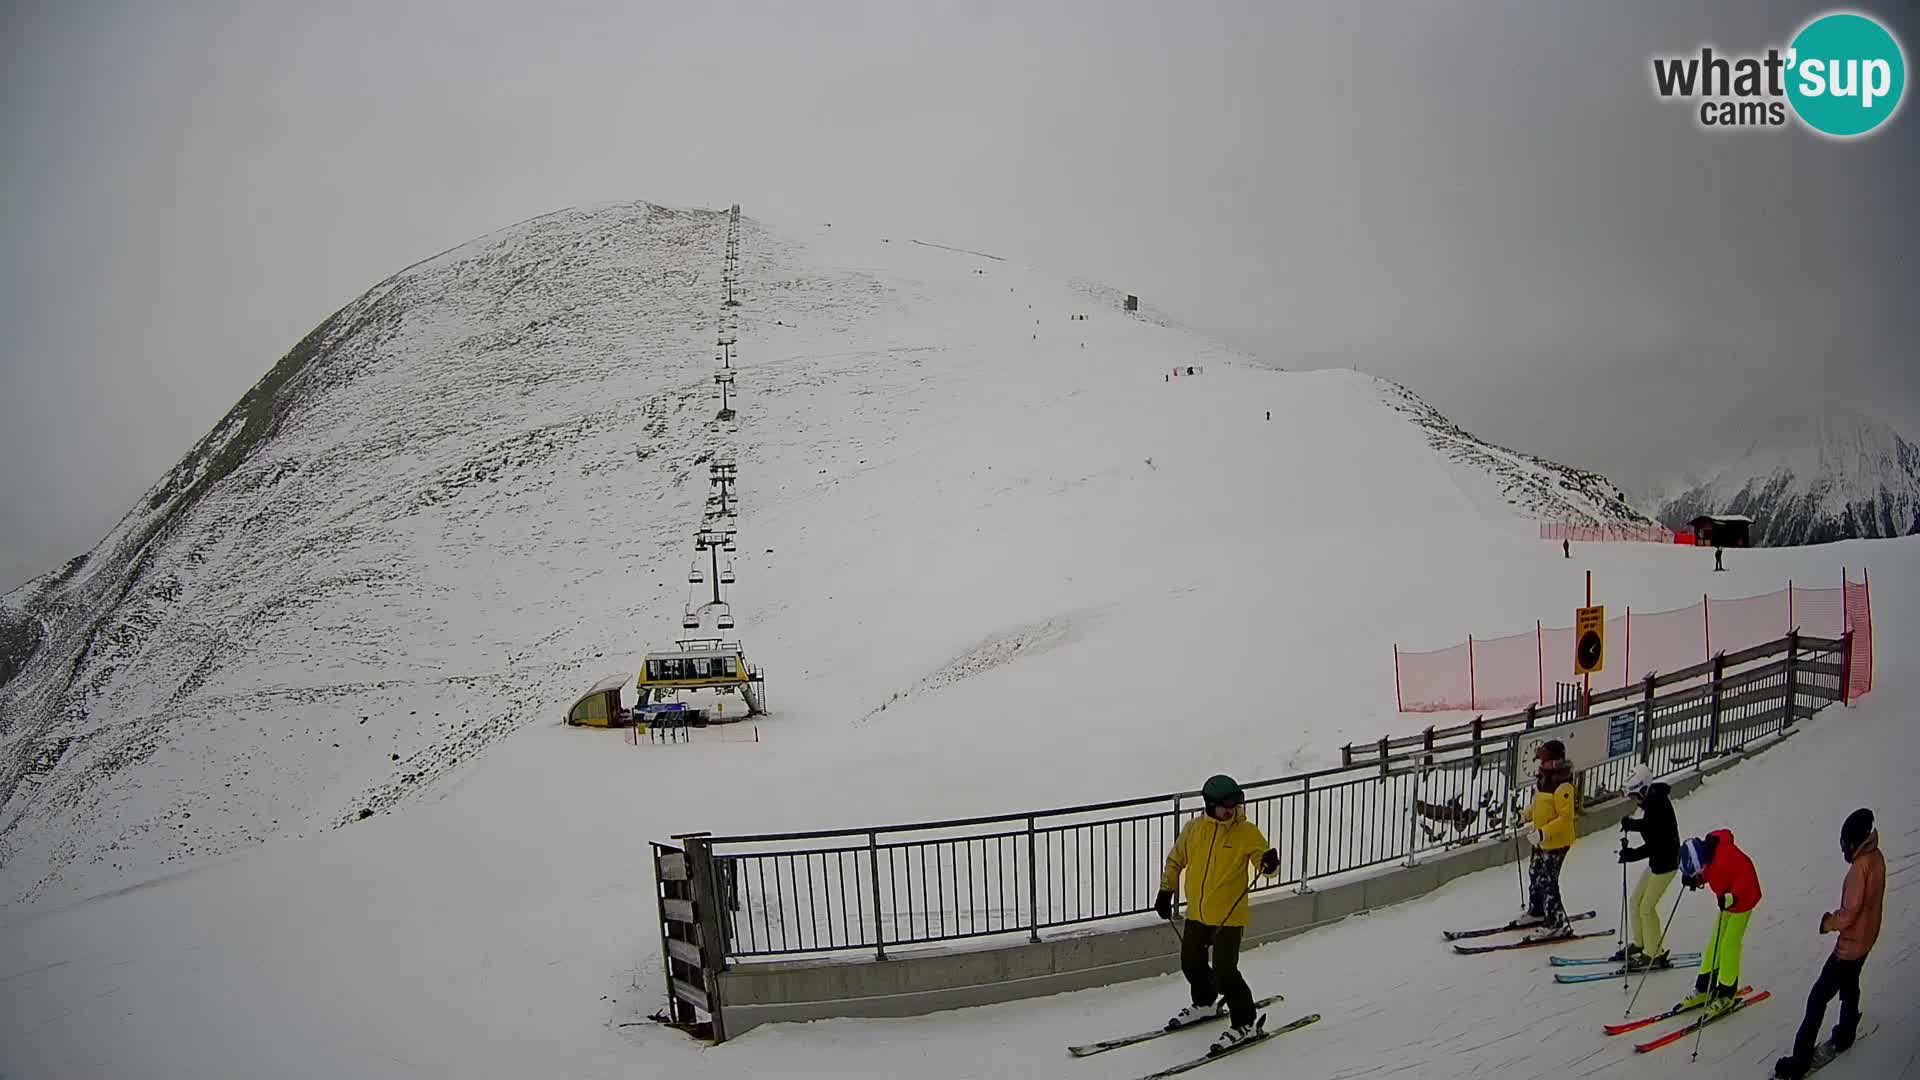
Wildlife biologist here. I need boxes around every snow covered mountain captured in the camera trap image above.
[1658,401,1920,546]
[2,199,1916,1080]
[3,201,1652,908]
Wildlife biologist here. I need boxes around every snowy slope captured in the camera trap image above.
[1,202,1674,910]
[0,200,1914,1079]
[0,538,1912,1080]
[1659,401,1920,545]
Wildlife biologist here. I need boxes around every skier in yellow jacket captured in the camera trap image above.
[1155,774,1281,1053]
[1519,740,1579,942]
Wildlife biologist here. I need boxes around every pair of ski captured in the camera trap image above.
[1067,996,1321,1078]
[1445,910,1615,954]
[1604,985,1771,1053]
[1551,951,1704,983]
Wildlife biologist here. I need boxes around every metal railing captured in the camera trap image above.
[657,631,1848,967]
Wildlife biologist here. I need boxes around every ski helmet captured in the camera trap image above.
[1841,808,1875,862]
[1626,765,1653,798]
[1678,837,1709,880]
[1201,774,1244,809]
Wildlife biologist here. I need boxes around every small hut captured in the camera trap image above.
[1689,514,1753,548]
[566,673,632,727]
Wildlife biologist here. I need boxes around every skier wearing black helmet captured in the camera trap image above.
[1155,774,1281,1054]
[1775,808,1884,1078]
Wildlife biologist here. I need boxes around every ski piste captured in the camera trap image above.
[1067,995,1285,1057]
[1131,1013,1321,1080]
[1452,929,1614,955]
[1442,909,1598,941]
[1554,962,1697,984]
[1783,1018,1878,1077]
[1551,951,1702,967]
[1605,985,1756,1035]
[1635,990,1771,1053]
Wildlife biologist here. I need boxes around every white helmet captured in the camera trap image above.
[1626,765,1653,797]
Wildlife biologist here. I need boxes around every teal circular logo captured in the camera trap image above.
[1787,12,1906,137]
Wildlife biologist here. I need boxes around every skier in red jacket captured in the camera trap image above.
[1678,829,1761,1016]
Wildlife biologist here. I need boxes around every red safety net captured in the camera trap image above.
[1395,571,1875,712]
[1539,522,1677,543]
[1467,629,1542,712]
[1396,641,1471,712]
[1793,585,1846,639]
[1709,591,1790,657]
[1845,573,1874,698]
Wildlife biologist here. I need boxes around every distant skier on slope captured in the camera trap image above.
[1155,774,1282,1054]
[1678,829,1763,1017]
[1518,741,1578,942]
[1615,765,1680,969]
[1775,808,1884,1078]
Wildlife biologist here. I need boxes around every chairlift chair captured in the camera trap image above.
[689,566,705,584]
[681,610,700,630]
[719,567,736,585]
[716,607,736,630]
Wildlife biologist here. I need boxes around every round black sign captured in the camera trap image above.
[1577,630,1603,671]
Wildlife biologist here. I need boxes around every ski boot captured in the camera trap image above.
[1679,972,1714,1010]
[1166,1002,1221,1031]
[1704,983,1741,1018]
[1608,943,1644,964]
[1208,1014,1266,1056]
[1625,950,1671,972]
[1521,921,1573,944]
[1773,1055,1810,1079]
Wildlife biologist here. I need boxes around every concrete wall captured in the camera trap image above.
[710,726,1797,1040]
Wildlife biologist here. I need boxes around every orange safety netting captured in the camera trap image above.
[1395,572,1875,712]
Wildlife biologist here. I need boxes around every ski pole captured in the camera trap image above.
[1618,833,1630,1001]
[1691,908,1727,1062]
[1516,827,1527,910]
[1624,882,1686,1017]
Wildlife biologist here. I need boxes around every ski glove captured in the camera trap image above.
[1259,848,1280,876]
[1618,845,1644,864]
[1719,891,1737,911]
[1154,889,1174,921]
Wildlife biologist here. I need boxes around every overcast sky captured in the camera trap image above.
[3,0,1917,589]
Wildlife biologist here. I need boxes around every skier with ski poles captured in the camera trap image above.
[1677,828,1763,1017]
[1615,765,1680,970]
[1155,774,1282,1054]
[1518,740,1578,943]
[1774,808,1884,1078]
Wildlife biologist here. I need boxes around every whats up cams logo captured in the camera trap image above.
[1652,10,1907,137]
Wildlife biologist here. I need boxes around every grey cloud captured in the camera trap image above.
[3,0,1916,587]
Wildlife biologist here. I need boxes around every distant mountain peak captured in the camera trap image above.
[1659,401,1920,545]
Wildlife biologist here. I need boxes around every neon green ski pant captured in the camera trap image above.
[1700,909,1751,988]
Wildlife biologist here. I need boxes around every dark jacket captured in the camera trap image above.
[1621,782,1679,874]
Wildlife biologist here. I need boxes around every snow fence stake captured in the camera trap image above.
[867,830,886,960]
[1026,815,1041,943]
[1294,777,1314,894]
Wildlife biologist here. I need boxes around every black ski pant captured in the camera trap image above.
[1181,921,1255,1027]
[1790,953,1865,1062]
